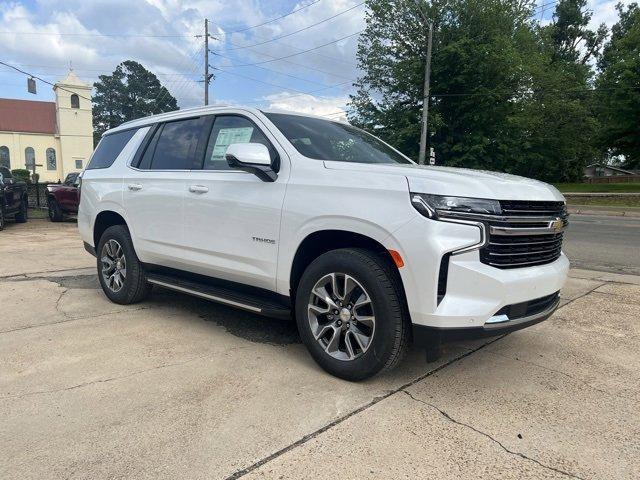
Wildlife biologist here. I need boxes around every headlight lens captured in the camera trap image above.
[411,193,501,219]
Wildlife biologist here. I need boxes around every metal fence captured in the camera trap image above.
[26,183,49,208]
[585,175,640,184]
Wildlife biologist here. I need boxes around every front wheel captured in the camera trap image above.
[96,225,151,304]
[295,248,410,381]
[14,198,28,223]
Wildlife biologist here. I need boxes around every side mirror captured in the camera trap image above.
[226,143,277,182]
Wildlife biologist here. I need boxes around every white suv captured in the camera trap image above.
[79,106,569,380]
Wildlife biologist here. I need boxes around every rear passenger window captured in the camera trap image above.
[149,117,206,170]
[203,116,277,171]
[87,129,138,170]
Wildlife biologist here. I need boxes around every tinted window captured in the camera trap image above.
[264,112,412,165]
[150,118,206,170]
[203,115,277,171]
[88,129,138,170]
[137,126,161,170]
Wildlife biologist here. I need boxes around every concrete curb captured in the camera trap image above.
[568,206,640,217]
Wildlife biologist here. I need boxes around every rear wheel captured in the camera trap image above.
[48,198,63,222]
[97,225,151,304]
[295,248,410,381]
[14,198,28,223]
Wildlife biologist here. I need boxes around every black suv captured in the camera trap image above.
[0,167,28,230]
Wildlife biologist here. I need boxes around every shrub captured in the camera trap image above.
[11,169,32,183]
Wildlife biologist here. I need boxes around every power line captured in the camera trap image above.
[0,60,93,101]
[225,0,323,33]
[0,31,193,38]
[227,30,363,67]
[211,51,340,87]
[226,2,366,51]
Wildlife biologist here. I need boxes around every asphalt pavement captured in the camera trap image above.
[564,214,640,276]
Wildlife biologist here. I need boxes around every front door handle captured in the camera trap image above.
[189,185,209,194]
[128,183,143,191]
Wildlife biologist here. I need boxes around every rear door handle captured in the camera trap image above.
[189,185,209,194]
[128,183,143,191]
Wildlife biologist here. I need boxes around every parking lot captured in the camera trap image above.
[1,218,639,479]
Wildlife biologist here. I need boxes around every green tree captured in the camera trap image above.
[349,0,605,182]
[92,60,177,144]
[595,3,640,169]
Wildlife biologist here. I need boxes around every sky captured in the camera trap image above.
[0,0,634,121]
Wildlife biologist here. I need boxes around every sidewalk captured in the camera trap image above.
[568,204,640,217]
[243,269,640,479]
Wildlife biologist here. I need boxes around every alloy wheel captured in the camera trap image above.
[307,272,376,361]
[101,239,127,293]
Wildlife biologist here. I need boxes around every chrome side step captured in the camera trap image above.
[147,273,291,319]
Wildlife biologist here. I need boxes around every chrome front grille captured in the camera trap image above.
[480,201,567,269]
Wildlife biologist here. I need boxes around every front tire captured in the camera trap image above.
[96,225,151,304]
[295,248,410,381]
[14,198,28,223]
[48,198,63,222]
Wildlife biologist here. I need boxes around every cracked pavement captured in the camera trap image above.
[1,219,639,479]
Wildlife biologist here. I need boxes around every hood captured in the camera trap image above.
[323,161,564,202]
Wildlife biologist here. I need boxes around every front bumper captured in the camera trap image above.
[412,291,560,346]
[386,215,569,331]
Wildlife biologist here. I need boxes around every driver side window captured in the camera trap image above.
[203,115,277,171]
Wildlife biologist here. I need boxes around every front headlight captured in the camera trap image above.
[411,193,501,219]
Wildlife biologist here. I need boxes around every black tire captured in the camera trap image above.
[14,197,28,223]
[48,198,63,222]
[96,225,151,305]
[295,248,410,381]
[0,208,4,231]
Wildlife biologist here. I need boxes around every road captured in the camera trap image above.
[563,214,640,275]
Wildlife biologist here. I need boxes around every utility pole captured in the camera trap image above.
[418,21,433,165]
[204,18,210,105]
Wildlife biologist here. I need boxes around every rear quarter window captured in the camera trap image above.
[87,129,138,170]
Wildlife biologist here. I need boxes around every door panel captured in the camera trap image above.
[183,172,285,290]
[124,171,190,265]
[182,114,287,291]
[124,116,209,266]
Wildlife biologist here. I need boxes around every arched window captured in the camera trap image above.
[25,147,35,170]
[70,94,80,109]
[0,146,9,169]
[46,148,57,170]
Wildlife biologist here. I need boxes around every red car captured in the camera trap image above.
[46,173,80,222]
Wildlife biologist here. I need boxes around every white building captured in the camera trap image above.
[0,71,93,182]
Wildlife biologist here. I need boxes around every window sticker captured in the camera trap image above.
[211,127,254,161]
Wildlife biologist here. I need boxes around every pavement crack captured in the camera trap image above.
[558,282,608,310]
[54,288,70,318]
[1,354,210,401]
[0,307,150,335]
[223,335,505,480]
[402,391,585,480]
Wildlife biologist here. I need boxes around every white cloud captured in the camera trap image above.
[264,92,348,120]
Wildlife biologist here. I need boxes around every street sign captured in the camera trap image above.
[27,77,37,94]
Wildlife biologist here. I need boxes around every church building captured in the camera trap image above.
[0,71,93,183]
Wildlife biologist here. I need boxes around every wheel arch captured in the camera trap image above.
[93,210,128,248]
[288,229,410,318]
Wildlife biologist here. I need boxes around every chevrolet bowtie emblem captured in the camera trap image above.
[550,218,564,233]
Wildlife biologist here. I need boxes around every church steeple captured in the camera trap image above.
[53,69,93,177]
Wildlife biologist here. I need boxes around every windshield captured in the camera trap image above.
[264,112,413,165]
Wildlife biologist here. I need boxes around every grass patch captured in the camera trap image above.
[565,196,640,208]
[554,183,640,193]
[27,208,49,219]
